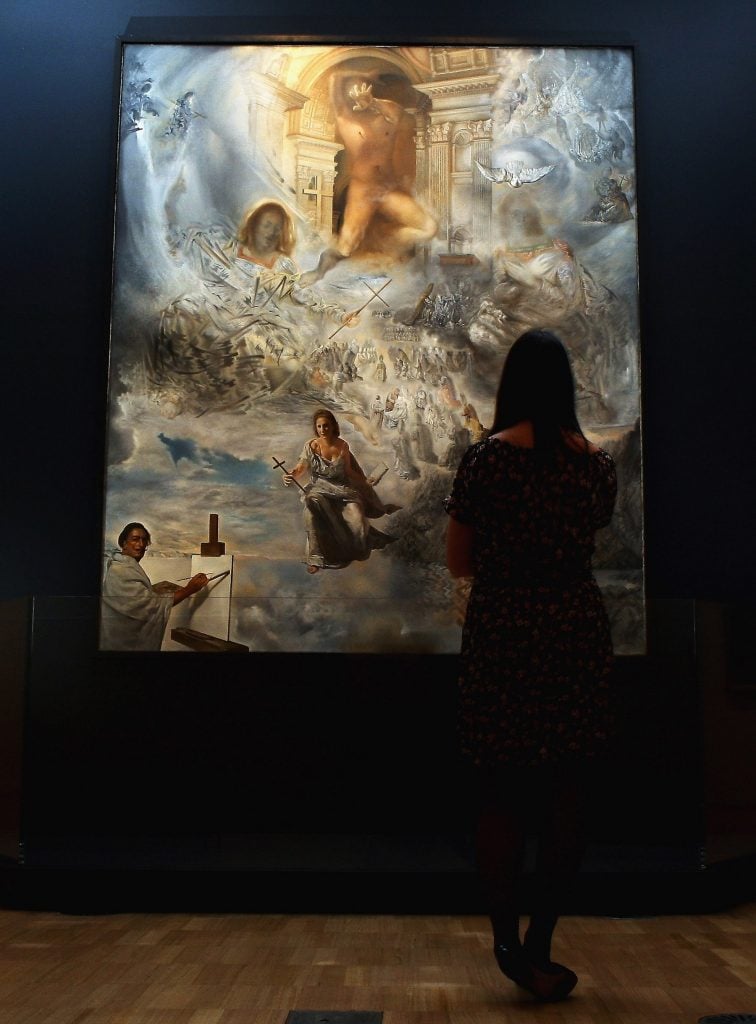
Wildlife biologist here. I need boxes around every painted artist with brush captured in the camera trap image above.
[100,522,209,651]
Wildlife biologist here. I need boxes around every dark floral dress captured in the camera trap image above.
[445,438,617,768]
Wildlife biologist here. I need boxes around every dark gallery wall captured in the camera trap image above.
[1,1,754,908]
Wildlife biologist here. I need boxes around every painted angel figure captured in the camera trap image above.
[123,79,160,134]
[165,91,203,138]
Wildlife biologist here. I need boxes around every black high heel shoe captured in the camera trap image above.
[532,961,578,1001]
[494,943,578,1002]
[493,943,535,990]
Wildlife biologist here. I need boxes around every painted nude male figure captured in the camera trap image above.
[302,73,437,284]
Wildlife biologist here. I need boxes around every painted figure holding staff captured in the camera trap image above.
[276,408,401,574]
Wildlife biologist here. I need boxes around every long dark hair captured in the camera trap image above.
[490,329,585,451]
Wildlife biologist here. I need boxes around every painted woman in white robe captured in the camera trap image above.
[282,409,400,574]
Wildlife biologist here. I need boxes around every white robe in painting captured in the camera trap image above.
[100,552,173,651]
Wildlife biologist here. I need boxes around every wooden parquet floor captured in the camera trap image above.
[0,906,754,1024]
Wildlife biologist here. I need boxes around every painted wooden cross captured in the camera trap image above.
[328,278,392,340]
[272,456,307,492]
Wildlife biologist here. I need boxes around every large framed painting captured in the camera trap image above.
[101,39,644,654]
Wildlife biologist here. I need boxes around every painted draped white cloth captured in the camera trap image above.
[100,552,173,651]
[298,442,394,570]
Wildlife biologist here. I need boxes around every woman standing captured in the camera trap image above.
[445,329,617,1002]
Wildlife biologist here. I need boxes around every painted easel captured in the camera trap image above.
[171,514,249,652]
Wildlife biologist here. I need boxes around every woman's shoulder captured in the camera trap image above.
[452,435,499,475]
[308,437,348,453]
[562,432,604,456]
[489,422,535,448]
[566,432,613,460]
[590,445,616,475]
[564,437,616,482]
[591,444,614,462]
[480,431,614,469]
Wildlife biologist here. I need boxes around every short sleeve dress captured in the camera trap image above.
[445,437,617,768]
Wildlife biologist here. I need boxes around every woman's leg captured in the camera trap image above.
[477,766,579,1001]
[474,767,528,950]
[524,763,587,969]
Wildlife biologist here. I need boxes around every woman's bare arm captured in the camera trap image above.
[446,516,475,578]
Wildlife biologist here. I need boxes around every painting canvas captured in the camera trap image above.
[101,41,644,654]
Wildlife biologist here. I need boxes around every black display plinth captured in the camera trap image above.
[1,595,753,915]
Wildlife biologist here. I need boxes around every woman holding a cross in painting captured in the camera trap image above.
[282,408,401,574]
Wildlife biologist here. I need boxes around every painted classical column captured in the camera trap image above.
[470,118,493,253]
[415,67,500,259]
[320,167,336,235]
[427,121,452,247]
[413,109,430,209]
